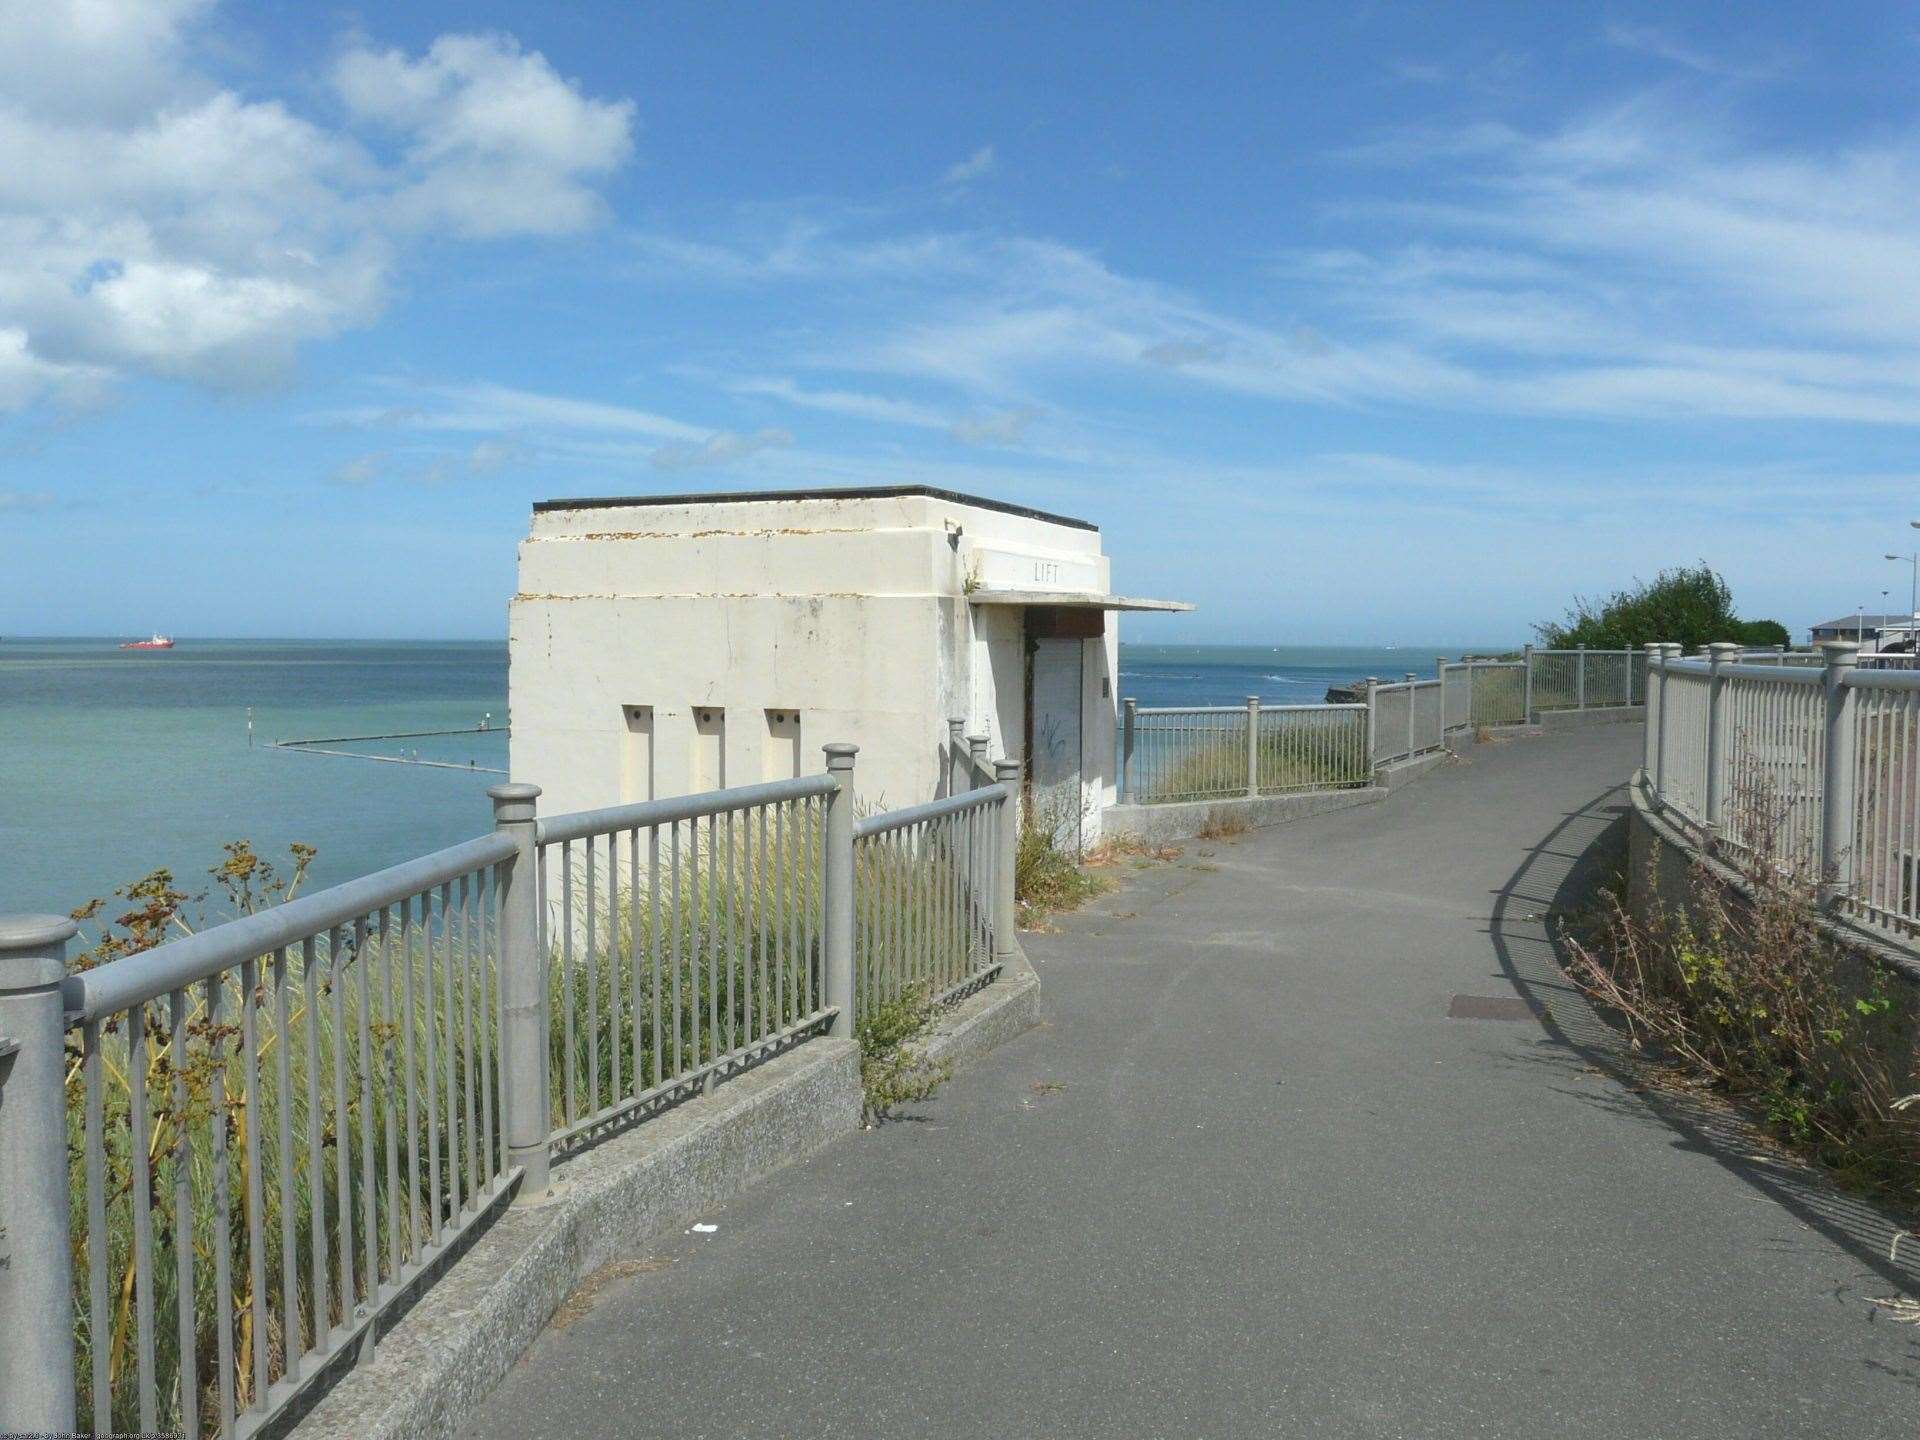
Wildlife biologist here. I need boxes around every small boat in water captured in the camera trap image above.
[120,634,175,650]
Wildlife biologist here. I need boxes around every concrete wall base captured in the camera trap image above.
[299,945,1042,1440]
[1627,769,1920,988]
[1376,747,1453,790]
[1104,786,1384,846]
[1536,704,1645,729]
[922,944,1043,1072]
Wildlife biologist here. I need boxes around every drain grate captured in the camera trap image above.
[1447,994,1532,1021]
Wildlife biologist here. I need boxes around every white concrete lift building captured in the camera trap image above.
[508,485,1190,847]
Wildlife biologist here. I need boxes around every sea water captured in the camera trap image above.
[0,638,1500,918]
[0,639,508,917]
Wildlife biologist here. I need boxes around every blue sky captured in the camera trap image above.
[3,1,1919,643]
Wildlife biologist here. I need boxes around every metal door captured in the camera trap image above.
[1029,637,1085,851]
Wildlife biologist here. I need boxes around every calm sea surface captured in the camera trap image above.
[0,638,1501,918]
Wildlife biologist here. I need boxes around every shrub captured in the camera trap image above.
[854,983,950,1123]
[1564,837,1920,1197]
[1536,563,1782,653]
[1014,798,1106,923]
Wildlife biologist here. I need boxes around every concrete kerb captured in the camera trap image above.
[918,938,1043,1073]
[1375,747,1451,791]
[299,956,1042,1440]
[1539,704,1646,730]
[1103,785,1385,846]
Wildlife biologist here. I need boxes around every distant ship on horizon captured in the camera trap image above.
[119,634,175,650]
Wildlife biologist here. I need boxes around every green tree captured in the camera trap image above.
[1535,563,1784,652]
[1730,618,1791,648]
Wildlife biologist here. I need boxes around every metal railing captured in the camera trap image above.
[1522,646,1643,715]
[1438,660,1527,731]
[1112,647,1657,813]
[1367,677,1442,766]
[1118,698,1369,804]
[854,784,1008,1020]
[0,738,1021,1438]
[44,836,516,1439]
[533,775,836,1154]
[1645,640,1920,935]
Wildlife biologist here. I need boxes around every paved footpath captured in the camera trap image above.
[468,725,1920,1439]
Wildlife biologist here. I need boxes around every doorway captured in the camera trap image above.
[1025,609,1093,852]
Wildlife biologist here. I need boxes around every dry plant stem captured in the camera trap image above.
[1562,781,1920,1199]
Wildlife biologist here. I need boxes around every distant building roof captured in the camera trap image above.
[1811,613,1915,631]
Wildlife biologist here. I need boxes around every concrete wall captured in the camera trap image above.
[510,490,1120,822]
[1627,769,1920,992]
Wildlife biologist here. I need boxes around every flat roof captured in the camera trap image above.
[968,589,1193,613]
[531,484,1097,533]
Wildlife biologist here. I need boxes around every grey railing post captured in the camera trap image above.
[823,743,859,1038]
[1120,698,1136,804]
[1654,643,1680,805]
[965,733,991,908]
[947,717,966,797]
[1522,643,1535,723]
[1245,695,1260,797]
[1575,644,1587,711]
[994,758,1022,960]
[489,783,551,1201]
[1704,642,1740,840]
[1642,642,1663,785]
[1819,642,1860,907]
[0,914,79,1435]
[1364,678,1379,771]
[1404,674,1418,758]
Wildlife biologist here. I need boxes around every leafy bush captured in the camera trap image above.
[854,983,950,1123]
[1730,618,1791,648]
[1535,562,1784,653]
[1014,800,1106,923]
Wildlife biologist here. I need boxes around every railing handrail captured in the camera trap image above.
[1842,667,1920,691]
[1129,702,1365,715]
[854,782,1009,839]
[1716,661,1823,685]
[536,773,838,846]
[62,831,517,1023]
[1528,647,1635,656]
[1657,653,1920,692]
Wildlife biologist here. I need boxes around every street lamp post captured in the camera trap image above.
[1885,526,1920,654]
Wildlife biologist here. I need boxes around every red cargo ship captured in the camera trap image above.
[119,634,175,650]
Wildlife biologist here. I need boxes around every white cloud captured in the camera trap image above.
[0,6,635,412]
[1283,97,1920,423]
[468,437,525,473]
[416,382,708,440]
[332,33,635,237]
[1601,24,1784,81]
[0,0,214,124]
[941,145,995,186]
[650,427,793,470]
[327,452,386,486]
[0,488,57,512]
[740,99,1920,429]
[724,375,948,429]
[950,405,1040,446]
[0,327,109,411]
